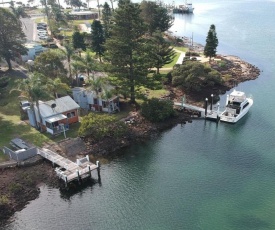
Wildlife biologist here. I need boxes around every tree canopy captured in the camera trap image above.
[0,8,27,70]
[172,61,223,92]
[104,0,151,103]
[140,1,173,35]
[91,20,105,62]
[204,24,218,61]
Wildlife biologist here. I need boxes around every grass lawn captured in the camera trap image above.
[71,20,94,26]
[34,17,47,24]
[162,52,181,68]
[174,46,189,52]
[0,74,53,161]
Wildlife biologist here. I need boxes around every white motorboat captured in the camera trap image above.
[175,1,194,13]
[219,89,253,123]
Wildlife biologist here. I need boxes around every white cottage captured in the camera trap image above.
[72,87,120,113]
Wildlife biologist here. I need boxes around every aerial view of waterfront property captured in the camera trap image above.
[1,0,275,229]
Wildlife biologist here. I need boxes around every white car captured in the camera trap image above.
[39,35,49,40]
[38,32,47,36]
[37,29,47,33]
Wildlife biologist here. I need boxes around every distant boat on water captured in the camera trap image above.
[173,1,194,14]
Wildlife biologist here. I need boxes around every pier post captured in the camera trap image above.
[210,94,213,111]
[76,170,81,183]
[65,176,68,187]
[216,103,220,122]
[88,165,91,178]
[204,98,208,116]
[96,161,101,181]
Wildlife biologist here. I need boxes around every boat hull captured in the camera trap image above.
[219,98,253,123]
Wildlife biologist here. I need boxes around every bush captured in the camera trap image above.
[78,113,128,140]
[0,76,9,88]
[141,98,175,122]
[185,51,200,57]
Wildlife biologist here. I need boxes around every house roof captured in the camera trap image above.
[36,96,80,118]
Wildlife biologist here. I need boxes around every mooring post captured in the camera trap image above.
[205,98,208,116]
[96,161,101,180]
[88,165,91,178]
[65,176,68,187]
[217,103,220,122]
[210,94,213,111]
[77,169,80,183]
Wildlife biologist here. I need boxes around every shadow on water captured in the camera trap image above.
[59,178,100,201]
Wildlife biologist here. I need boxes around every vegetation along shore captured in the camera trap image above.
[0,0,260,225]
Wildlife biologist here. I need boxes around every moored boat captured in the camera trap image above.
[219,89,253,123]
[173,1,194,14]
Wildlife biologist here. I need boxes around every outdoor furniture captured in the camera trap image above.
[10,138,29,150]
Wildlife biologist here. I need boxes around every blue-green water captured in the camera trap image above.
[4,1,275,229]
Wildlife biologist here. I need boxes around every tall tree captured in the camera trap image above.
[140,1,173,35]
[149,31,175,74]
[72,50,96,78]
[18,73,51,130]
[0,8,27,70]
[34,50,67,81]
[47,77,70,98]
[60,43,74,83]
[104,0,150,103]
[102,2,112,38]
[91,20,105,62]
[72,31,86,51]
[204,24,219,61]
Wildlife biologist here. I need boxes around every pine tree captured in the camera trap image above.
[204,24,218,61]
[102,2,112,38]
[91,20,105,62]
[150,31,176,74]
[104,0,151,103]
[72,31,86,51]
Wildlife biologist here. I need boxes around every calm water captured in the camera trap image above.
[4,0,275,229]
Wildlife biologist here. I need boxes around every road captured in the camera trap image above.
[21,18,37,42]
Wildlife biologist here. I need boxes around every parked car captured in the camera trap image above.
[20,101,31,111]
[37,26,47,30]
[39,35,49,40]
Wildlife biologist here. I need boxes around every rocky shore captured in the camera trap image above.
[0,52,261,226]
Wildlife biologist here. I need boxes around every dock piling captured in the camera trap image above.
[96,161,101,180]
[205,98,208,116]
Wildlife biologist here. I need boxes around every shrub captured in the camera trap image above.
[185,51,200,57]
[141,98,175,122]
[0,195,10,205]
[0,76,9,88]
[78,113,128,140]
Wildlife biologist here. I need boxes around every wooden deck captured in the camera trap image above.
[37,148,99,184]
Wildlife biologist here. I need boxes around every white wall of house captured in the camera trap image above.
[21,43,46,62]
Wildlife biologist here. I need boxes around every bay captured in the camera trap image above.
[4,0,275,229]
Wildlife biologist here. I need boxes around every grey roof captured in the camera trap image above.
[36,96,80,118]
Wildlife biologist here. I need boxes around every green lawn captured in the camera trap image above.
[162,52,180,68]
[174,46,189,52]
[0,74,52,162]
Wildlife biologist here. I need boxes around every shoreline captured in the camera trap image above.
[0,51,261,226]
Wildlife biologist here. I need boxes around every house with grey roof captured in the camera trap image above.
[28,96,80,135]
[72,87,120,113]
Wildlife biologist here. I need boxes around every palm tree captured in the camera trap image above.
[60,43,74,84]
[47,77,70,98]
[87,74,104,97]
[72,50,95,79]
[14,74,51,130]
[102,88,113,113]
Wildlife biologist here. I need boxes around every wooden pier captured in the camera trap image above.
[37,148,99,185]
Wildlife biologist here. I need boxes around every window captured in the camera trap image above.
[102,101,107,108]
[67,111,76,119]
[94,98,98,105]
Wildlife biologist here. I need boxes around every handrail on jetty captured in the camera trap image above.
[37,148,100,186]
